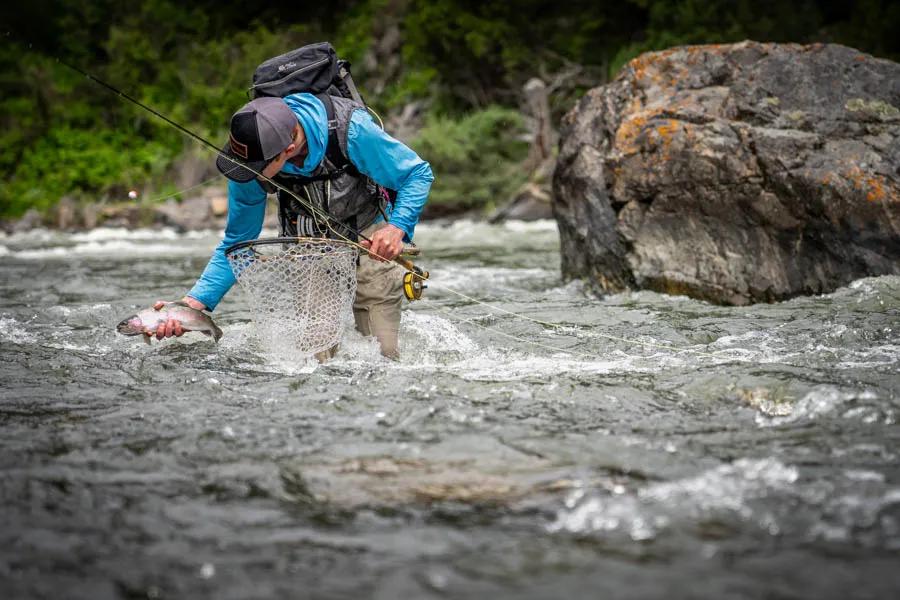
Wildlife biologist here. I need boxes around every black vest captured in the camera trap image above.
[272,95,384,239]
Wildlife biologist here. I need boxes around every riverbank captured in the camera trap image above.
[1,179,554,234]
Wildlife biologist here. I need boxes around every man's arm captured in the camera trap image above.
[151,179,267,341]
[345,109,434,245]
[185,179,268,311]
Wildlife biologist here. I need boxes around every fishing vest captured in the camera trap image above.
[271,95,386,239]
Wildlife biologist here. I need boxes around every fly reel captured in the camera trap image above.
[403,266,429,301]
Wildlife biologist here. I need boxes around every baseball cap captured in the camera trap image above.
[216,97,298,183]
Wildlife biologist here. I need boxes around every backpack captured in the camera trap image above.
[249,42,357,103]
[249,42,396,205]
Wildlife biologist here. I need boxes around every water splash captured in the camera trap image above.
[551,458,799,539]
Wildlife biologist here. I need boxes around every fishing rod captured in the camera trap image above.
[7,33,427,281]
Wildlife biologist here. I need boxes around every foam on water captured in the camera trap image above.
[69,227,209,242]
[835,343,900,369]
[391,311,698,380]
[0,316,37,344]
[217,308,699,380]
[706,325,900,370]
[2,227,220,261]
[13,240,205,260]
[755,386,894,427]
[551,458,799,539]
[400,311,480,355]
[415,219,559,249]
[429,265,555,293]
[0,228,60,244]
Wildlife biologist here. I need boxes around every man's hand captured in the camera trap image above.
[151,297,207,340]
[360,224,405,262]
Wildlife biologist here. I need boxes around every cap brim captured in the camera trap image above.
[215,143,266,183]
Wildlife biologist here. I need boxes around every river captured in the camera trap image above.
[1,221,898,599]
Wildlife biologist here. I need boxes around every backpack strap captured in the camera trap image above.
[315,93,359,177]
[315,93,396,214]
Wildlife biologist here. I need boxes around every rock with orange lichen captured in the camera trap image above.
[553,41,900,305]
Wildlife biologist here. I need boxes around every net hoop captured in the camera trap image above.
[225,237,359,356]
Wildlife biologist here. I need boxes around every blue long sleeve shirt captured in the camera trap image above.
[187,93,433,311]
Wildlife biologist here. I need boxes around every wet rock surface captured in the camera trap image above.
[553,42,900,305]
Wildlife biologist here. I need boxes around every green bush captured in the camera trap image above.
[410,106,529,213]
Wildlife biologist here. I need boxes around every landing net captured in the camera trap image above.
[225,237,358,355]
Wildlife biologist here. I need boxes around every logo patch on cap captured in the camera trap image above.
[229,134,249,159]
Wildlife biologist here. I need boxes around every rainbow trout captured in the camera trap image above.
[116,302,223,344]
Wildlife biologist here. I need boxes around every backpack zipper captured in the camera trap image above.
[251,57,331,92]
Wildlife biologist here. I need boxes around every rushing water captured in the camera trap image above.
[1,221,898,599]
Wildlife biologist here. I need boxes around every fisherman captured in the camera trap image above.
[154,92,433,360]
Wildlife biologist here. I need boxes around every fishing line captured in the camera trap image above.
[139,174,224,204]
[8,33,724,361]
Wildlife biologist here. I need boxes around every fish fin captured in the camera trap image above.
[143,333,152,345]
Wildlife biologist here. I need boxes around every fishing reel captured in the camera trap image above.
[403,266,429,301]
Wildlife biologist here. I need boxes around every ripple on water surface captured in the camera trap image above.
[0,224,898,598]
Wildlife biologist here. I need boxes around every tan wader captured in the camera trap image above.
[315,223,405,361]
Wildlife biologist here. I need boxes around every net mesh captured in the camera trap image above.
[226,238,358,355]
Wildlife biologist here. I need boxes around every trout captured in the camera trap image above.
[116,302,223,344]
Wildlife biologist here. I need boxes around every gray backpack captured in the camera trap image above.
[248,41,389,195]
[250,41,363,104]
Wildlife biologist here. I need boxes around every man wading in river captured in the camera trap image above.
[154,45,433,360]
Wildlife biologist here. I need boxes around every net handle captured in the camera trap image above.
[225,236,422,261]
[224,237,358,257]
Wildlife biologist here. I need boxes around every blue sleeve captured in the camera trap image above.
[186,179,267,311]
[346,110,433,241]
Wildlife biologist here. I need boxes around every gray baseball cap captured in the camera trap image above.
[216,97,298,183]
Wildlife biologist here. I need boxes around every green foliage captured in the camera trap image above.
[402,0,643,110]
[3,127,174,215]
[411,107,529,211]
[1,0,897,219]
[0,5,316,218]
[608,0,888,78]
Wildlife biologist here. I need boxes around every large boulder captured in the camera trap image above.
[553,42,900,305]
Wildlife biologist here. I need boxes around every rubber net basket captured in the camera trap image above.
[225,238,358,355]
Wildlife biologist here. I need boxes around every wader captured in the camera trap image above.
[272,95,404,360]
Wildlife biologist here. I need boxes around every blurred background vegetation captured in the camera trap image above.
[1,0,897,220]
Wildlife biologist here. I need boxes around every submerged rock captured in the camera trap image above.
[553,42,900,305]
[277,436,565,511]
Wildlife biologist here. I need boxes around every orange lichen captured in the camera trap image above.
[614,111,688,161]
[625,47,680,86]
[840,165,896,203]
[865,177,886,202]
[656,120,680,144]
[615,113,651,153]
